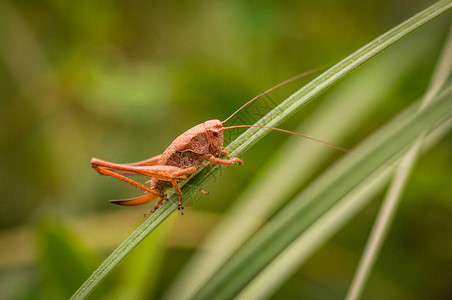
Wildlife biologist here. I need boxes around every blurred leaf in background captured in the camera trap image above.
[35,219,105,299]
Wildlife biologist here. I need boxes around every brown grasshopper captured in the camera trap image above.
[91,119,243,216]
[91,67,348,216]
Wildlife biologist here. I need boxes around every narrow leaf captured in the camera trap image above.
[191,87,452,299]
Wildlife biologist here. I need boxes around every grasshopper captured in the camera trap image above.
[91,67,347,216]
[91,119,243,216]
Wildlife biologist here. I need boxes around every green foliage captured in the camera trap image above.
[1,1,451,300]
[69,1,452,298]
[167,21,448,299]
[33,216,169,300]
[35,219,103,299]
[103,220,170,300]
[189,85,452,300]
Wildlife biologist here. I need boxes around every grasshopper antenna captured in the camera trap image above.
[222,125,411,172]
[222,65,328,124]
[222,124,350,153]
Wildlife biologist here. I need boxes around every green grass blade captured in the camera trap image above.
[346,25,452,300]
[166,23,441,300]
[226,0,452,157]
[104,221,171,300]
[236,116,452,300]
[190,87,452,299]
[237,26,452,299]
[70,1,451,299]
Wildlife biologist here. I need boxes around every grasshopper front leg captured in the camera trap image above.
[202,154,243,166]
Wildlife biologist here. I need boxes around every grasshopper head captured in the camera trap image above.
[203,119,224,157]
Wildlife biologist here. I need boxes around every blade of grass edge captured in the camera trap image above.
[70,1,452,299]
[165,24,441,300]
[190,86,452,299]
[236,117,452,300]
[236,25,452,300]
[345,24,452,300]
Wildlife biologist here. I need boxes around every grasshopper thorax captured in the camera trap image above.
[172,119,224,156]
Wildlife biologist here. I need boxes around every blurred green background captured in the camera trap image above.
[0,0,451,299]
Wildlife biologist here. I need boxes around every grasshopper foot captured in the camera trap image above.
[178,204,184,215]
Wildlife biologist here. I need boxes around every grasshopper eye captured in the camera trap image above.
[212,131,219,137]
